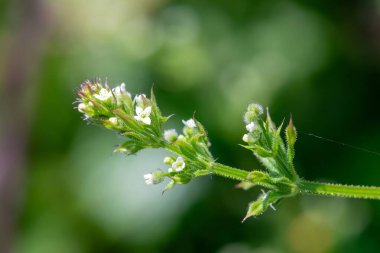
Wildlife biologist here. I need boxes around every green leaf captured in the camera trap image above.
[242,144,273,158]
[171,173,193,184]
[272,121,284,156]
[285,116,297,178]
[162,180,176,194]
[114,139,145,155]
[286,116,297,147]
[242,190,283,222]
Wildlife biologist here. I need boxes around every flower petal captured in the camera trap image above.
[142,117,151,125]
[136,106,143,115]
[144,106,152,115]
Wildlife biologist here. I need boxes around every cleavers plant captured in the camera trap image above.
[75,80,380,221]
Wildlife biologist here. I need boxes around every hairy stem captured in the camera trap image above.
[212,163,249,181]
[298,180,380,200]
[199,161,380,200]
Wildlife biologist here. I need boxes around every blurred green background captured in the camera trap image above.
[1,0,380,252]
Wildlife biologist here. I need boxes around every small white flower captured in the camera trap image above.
[94,88,113,101]
[172,156,186,172]
[134,94,146,106]
[242,133,255,143]
[182,119,196,128]
[144,173,154,185]
[112,83,131,98]
[109,117,119,126]
[246,122,256,133]
[134,106,152,125]
[247,103,264,115]
[78,102,94,117]
[168,168,174,173]
[78,103,87,113]
[164,129,178,142]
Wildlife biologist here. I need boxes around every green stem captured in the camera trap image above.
[212,163,248,181]
[298,180,380,200]
[203,163,380,200]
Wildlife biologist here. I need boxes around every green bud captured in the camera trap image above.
[144,170,165,185]
[164,129,178,143]
[78,102,95,117]
[171,172,193,184]
[244,103,264,124]
[286,117,297,146]
[242,190,279,222]
[103,117,121,130]
[162,180,176,194]
[163,156,175,165]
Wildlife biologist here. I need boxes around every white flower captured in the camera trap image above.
[242,134,254,143]
[168,168,174,173]
[134,94,146,107]
[164,129,178,142]
[112,83,131,98]
[172,156,186,172]
[246,122,256,133]
[94,88,113,101]
[77,102,94,117]
[78,103,87,113]
[182,119,196,128]
[144,173,154,185]
[247,103,264,115]
[144,171,164,184]
[244,103,264,123]
[109,117,119,126]
[134,106,152,125]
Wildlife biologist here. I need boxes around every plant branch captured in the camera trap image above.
[298,180,380,200]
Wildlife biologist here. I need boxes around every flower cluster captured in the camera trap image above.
[242,103,263,144]
[76,80,214,192]
[237,103,300,220]
[144,116,214,192]
[76,80,169,155]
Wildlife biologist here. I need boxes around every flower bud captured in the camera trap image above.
[112,83,132,105]
[134,94,147,108]
[177,134,186,142]
[242,133,259,144]
[164,129,178,143]
[94,88,113,102]
[286,117,297,146]
[247,103,264,114]
[144,170,165,185]
[182,119,196,128]
[246,122,256,133]
[163,156,175,165]
[77,102,95,117]
[182,119,196,137]
[104,117,121,130]
[244,103,264,124]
